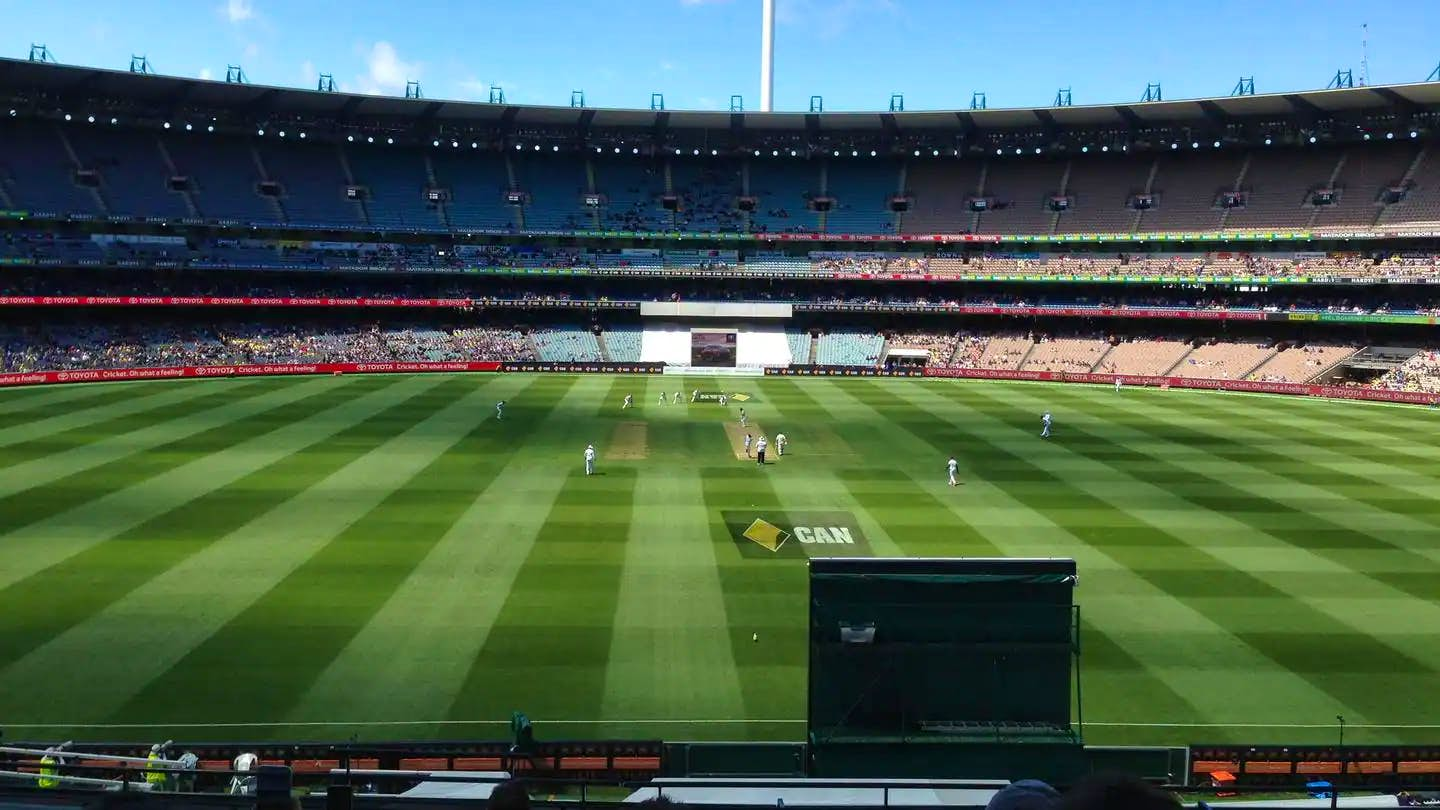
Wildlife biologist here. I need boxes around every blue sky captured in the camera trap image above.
[4,0,1438,112]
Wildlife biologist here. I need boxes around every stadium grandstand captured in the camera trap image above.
[6,25,1440,810]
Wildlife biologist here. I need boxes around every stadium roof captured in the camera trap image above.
[2,56,1438,133]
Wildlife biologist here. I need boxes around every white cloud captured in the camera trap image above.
[199,67,214,81]
[355,41,421,95]
[224,0,254,23]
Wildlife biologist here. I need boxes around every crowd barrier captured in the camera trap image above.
[1,361,1435,405]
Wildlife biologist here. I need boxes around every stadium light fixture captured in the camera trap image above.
[913,150,920,156]
[693,149,699,155]
[1411,131,1419,138]
[515,143,523,150]
[86,115,94,123]
[1122,144,1128,151]
[1363,133,1371,140]
[1014,148,1022,155]
[995,148,1002,155]
[870,150,877,156]
[163,122,171,129]
[753,150,761,156]
[63,113,71,121]
[184,123,192,131]
[110,117,118,125]
[772,150,779,156]
[552,145,559,152]
[832,150,840,157]
[471,142,478,149]
[278,131,286,138]
[932,149,939,156]
[1213,140,1221,147]
[6,109,14,117]
[207,125,214,132]
[347,135,355,142]
[616,147,623,153]
[851,150,858,157]
[1101,145,1108,152]
[534,144,541,151]
[256,129,264,136]
[594,147,602,153]
[675,148,683,155]
[366,136,374,143]
[1081,146,1088,153]
[790,149,797,157]
[1308,135,1317,143]
[632,147,640,154]
[1170,143,1178,150]
[1191,141,1199,149]
[1386,132,1394,139]
[1033,147,1040,154]
[300,132,307,139]
[711,149,718,156]
[1264,137,1272,145]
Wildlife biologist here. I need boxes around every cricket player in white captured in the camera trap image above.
[719,394,728,406]
[658,391,667,405]
[495,400,505,420]
[622,394,633,409]
[739,407,747,427]
[1115,377,1123,392]
[743,433,752,457]
[691,389,699,402]
[1041,411,1052,438]
[584,444,596,475]
[755,435,768,465]
[673,391,681,404]
[948,456,959,486]
[776,433,786,456]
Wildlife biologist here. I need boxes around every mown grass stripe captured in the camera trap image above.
[853,380,1418,732]
[286,376,596,732]
[602,431,746,724]
[0,380,280,499]
[446,464,639,724]
[0,376,378,540]
[0,381,163,420]
[0,376,498,726]
[103,375,532,728]
[995,384,1440,594]
[0,378,249,450]
[0,376,400,592]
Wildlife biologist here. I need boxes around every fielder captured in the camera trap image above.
[1115,377,1123,392]
[755,435,767,465]
[948,456,959,487]
[658,391,668,405]
[673,391,681,404]
[584,444,596,475]
[739,407,747,427]
[1041,411,1052,439]
[743,433,752,457]
[776,432,787,457]
[719,393,728,406]
[692,389,700,402]
[622,394,633,409]
[495,400,505,420]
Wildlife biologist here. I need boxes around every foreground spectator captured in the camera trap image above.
[986,779,1059,809]
[1056,773,1179,810]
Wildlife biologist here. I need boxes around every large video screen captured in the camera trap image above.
[691,331,738,367]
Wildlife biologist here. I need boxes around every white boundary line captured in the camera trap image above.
[5,719,1440,730]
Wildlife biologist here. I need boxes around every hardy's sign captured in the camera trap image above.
[724,511,871,559]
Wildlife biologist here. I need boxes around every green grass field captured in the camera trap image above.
[1,371,1439,748]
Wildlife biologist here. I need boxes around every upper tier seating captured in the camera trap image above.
[815,331,883,366]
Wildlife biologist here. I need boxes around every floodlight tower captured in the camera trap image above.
[760,0,775,112]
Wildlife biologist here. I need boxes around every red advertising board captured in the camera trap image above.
[0,361,502,388]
